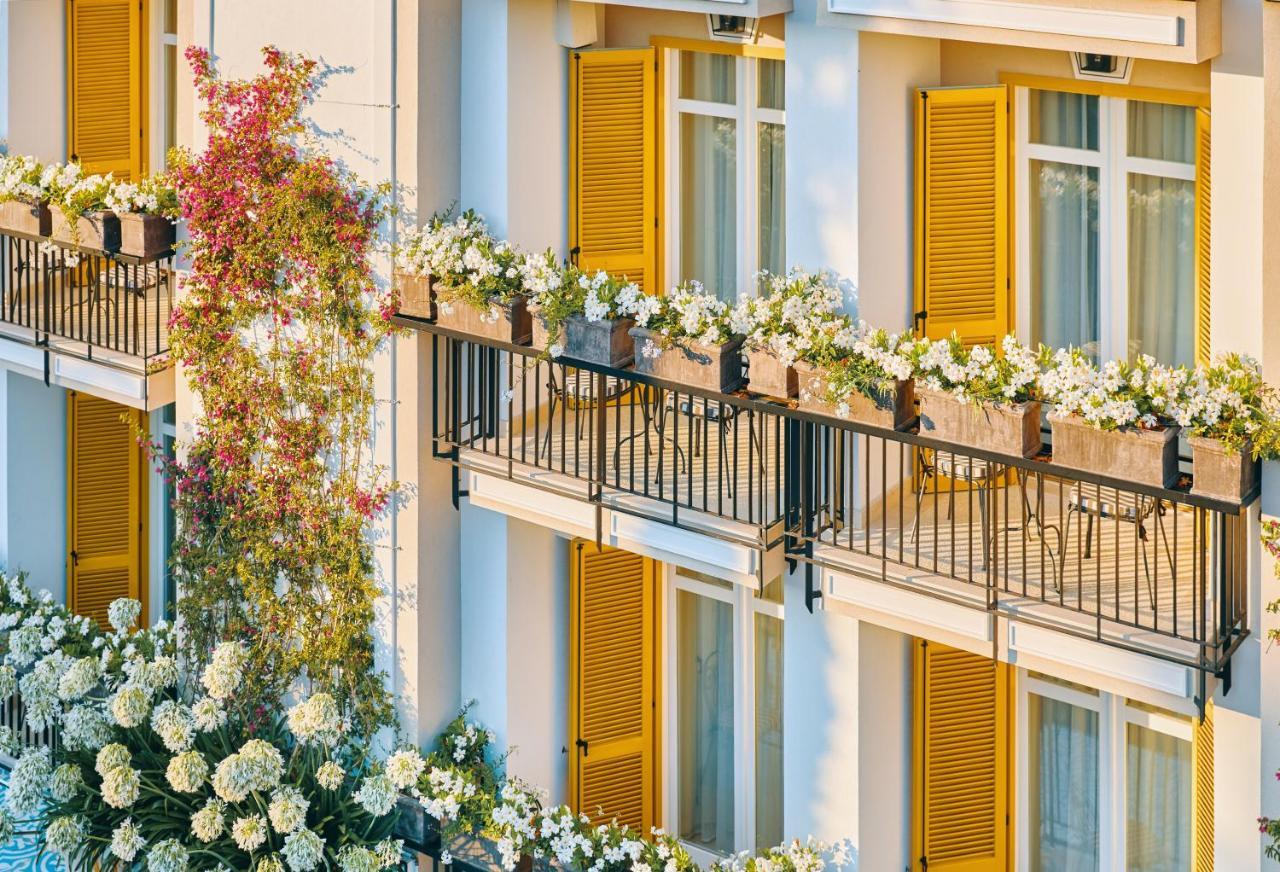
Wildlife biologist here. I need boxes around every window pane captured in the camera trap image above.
[678,590,735,854]
[1030,160,1100,358]
[1127,173,1195,366]
[1030,90,1099,151]
[680,113,737,300]
[1127,102,1195,163]
[680,51,736,104]
[162,434,176,621]
[164,0,178,33]
[1029,693,1099,872]
[758,59,784,110]
[754,613,783,850]
[758,122,785,278]
[164,45,178,162]
[1126,723,1192,871]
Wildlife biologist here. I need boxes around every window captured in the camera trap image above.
[666,51,785,302]
[1015,89,1198,367]
[1019,673,1194,870]
[162,0,179,166]
[668,568,783,862]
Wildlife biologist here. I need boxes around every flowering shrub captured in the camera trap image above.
[408,705,504,841]
[1181,354,1278,454]
[0,153,49,205]
[917,334,1046,406]
[731,269,847,368]
[163,46,396,737]
[1039,348,1192,431]
[635,280,738,360]
[803,322,921,415]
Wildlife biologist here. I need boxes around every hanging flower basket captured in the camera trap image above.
[436,297,532,345]
[395,272,437,320]
[117,213,176,259]
[917,387,1042,457]
[1188,436,1258,503]
[630,327,744,393]
[795,360,914,429]
[745,345,797,399]
[1050,415,1180,488]
[49,205,120,251]
[0,200,51,237]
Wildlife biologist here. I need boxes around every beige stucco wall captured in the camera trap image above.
[940,39,1210,94]
[602,6,785,48]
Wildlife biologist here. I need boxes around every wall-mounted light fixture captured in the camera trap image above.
[1071,52,1134,83]
[707,14,758,43]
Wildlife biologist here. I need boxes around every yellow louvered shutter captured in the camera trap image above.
[569,540,657,833]
[914,86,1010,347]
[67,0,145,180]
[912,640,1009,872]
[570,49,656,294]
[1194,107,1211,366]
[67,393,146,631]
[1192,701,1214,871]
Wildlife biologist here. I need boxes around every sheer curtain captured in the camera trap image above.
[677,590,735,854]
[1029,694,1100,872]
[754,612,783,849]
[680,52,737,301]
[1126,723,1192,870]
[757,59,785,282]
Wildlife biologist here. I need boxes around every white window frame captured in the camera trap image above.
[1017,671,1194,870]
[663,49,785,302]
[150,0,180,171]
[147,406,178,625]
[1014,87,1196,363]
[663,566,784,864]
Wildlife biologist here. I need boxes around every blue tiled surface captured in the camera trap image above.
[0,770,65,871]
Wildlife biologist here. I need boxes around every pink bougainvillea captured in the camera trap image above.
[163,46,396,736]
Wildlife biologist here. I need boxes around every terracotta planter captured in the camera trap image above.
[745,346,797,398]
[395,272,436,320]
[1188,436,1258,503]
[49,205,120,251]
[0,199,51,236]
[917,387,1042,458]
[1050,415,1180,488]
[629,327,744,393]
[117,213,175,259]
[795,361,914,429]
[436,297,532,345]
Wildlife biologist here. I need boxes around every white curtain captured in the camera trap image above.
[1126,723,1192,870]
[1029,694,1100,872]
[678,590,735,854]
[757,122,785,281]
[1031,159,1100,358]
[680,52,737,301]
[754,612,783,850]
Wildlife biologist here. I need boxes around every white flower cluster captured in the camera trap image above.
[286,690,343,746]
[916,334,1042,406]
[732,270,849,368]
[0,153,49,205]
[1039,349,1185,430]
[397,209,489,281]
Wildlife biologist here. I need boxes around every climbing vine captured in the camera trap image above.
[163,46,397,738]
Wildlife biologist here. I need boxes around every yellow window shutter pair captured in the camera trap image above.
[912,640,1009,872]
[1192,701,1214,871]
[570,49,657,294]
[67,393,147,631]
[67,0,146,180]
[568,540,658,833]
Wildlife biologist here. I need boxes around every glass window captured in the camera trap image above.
[1030,90,1099,151]
[164,0,178,33]
[1127,173,1195,365]
[1028,693,1100,872]
[1029,160,1100,358]
[677,590,735,854]
[1126,723,1192,870]
[757,59,784,110]
[754,611,783,850]
[680,114,737,299]
[1127,102,1195,163]
[758,123,785,279]
[162,433,176,620]
[680,51,736,103]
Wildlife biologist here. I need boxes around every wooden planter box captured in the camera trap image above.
[795,361,914,429]
[1188,436,1258,503]
[50,205,120,251]
[564,315,635,368]
[629,327,744,393]
[917,387,1042,458]
[0,199,51,236]
[395,272,436,320]
[436,297,532,345]
[745,345,797,398]
[118,213,176,259]
[1050,415,1179,488]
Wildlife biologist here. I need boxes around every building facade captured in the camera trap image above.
[3,0,1280,869]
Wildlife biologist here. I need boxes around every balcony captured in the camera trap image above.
[408,320,1252,704]
[826,0,1220,64]
[0,230,176,410]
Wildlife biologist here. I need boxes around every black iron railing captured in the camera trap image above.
[0,230,175,367]
[409,319,1252,680]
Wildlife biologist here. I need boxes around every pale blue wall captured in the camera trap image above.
[5,372,67,603]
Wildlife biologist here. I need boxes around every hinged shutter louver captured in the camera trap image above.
[1192,701,1214,871]
[570,49,657,294]
[1194,107,1211,366]
[914,86,1010,347]
[912,640,1009,872]
[67,0,144,180]
[569,540,656,833]
[68,393,146,630]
